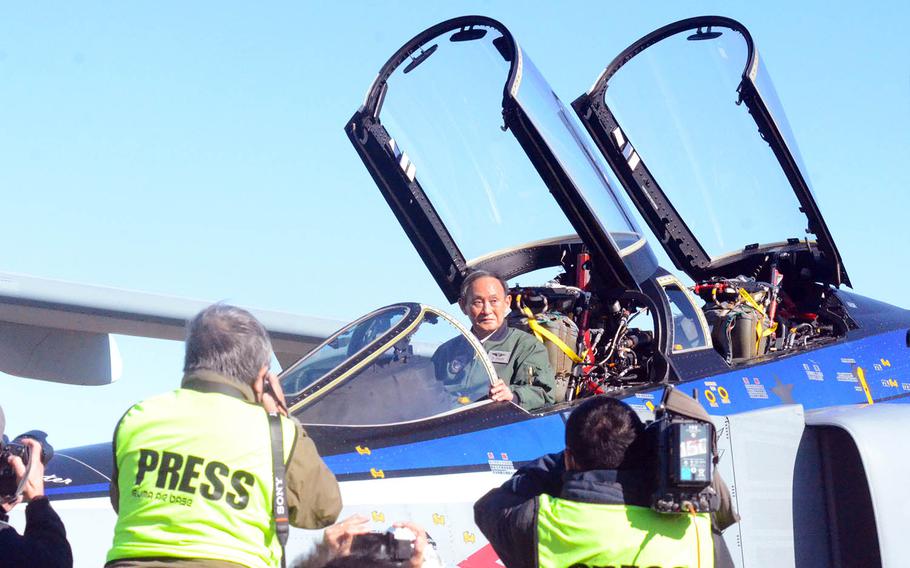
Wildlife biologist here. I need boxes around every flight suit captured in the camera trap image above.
[433,324,555,411]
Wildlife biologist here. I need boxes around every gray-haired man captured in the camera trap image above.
[106,304,341,568]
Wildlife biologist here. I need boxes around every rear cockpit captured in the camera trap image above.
[573,16,855,368]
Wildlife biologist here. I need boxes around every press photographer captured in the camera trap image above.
[474,394,736,568]
[0,405,73,568]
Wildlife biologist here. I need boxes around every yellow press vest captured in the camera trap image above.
[107,388,296,568]
[536,493,714,568]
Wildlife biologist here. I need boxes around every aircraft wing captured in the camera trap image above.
[0,271,341,385]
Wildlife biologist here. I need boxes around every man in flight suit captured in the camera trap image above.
[433,271,555,411]
[106,304,342,568]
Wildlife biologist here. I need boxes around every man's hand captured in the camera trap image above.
[489,379,514,403]
[8,438,45,501]
[393,521,428,568]
[253,365,289,416]
[323,514,371,558]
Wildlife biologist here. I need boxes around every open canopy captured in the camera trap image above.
[346,16,657,303]
[574,16,850,288]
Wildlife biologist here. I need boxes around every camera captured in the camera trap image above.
[0,430,54,503]
[350,527,416,563]
[649,386,717,514]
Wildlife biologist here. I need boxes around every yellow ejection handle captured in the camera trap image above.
[516,294,584,364]
[738,288,777,352]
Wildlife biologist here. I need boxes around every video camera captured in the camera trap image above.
[649,386,718,514]
[351,526,416,564]
[0,430,54,503]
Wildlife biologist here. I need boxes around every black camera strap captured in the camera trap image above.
[14,457,33,501]
[268,412,289,568]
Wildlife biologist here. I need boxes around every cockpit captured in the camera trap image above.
[281,304,498,425]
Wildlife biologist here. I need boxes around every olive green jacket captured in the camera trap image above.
[433,325,555,411]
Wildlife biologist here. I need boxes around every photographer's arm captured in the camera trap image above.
[394,521,432,568]
[292,514,371,568]
[473,452,565,568]
[109,463,119,513]
[254,368,289,416]
[2,439,74,568]
[255,370,341,528]
[286,423,342,529]
[711,471,739,531]
[10,439,44,500]
[109,405,135,514]
[709,472,739,568]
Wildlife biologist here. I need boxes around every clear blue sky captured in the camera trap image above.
[2,2,908,448]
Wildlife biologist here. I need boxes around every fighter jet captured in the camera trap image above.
[4,15,907,567]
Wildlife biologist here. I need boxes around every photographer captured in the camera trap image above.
[0,406,74,568]
[293,514,442,568]
[106,304,341,567]
[474,396,734,568]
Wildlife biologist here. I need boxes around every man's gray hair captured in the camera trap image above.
[459,270,510,305]
[184,303,272,387]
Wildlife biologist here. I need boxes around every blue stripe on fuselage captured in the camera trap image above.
[46,482,109,496]
[323,413,566,474]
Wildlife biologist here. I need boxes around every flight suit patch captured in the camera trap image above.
[488,350,511,364]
